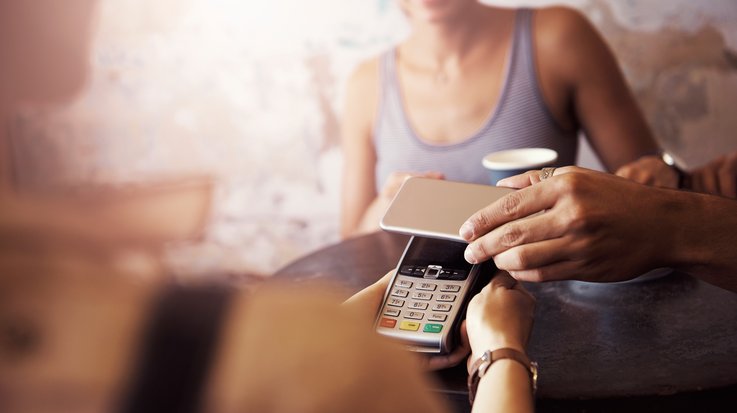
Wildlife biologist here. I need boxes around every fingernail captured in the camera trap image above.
[459,222,474,241]
[496,177,510,186]
[464,245,478,264]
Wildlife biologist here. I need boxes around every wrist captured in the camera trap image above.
[668,191,735,274]
[470,334,527,358]
[467,347,537,405]
[659,151,690,189]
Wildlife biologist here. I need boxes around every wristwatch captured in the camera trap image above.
[467,348,538,405]
[660,151,690,189]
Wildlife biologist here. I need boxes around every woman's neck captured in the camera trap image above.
[403,3,493,70]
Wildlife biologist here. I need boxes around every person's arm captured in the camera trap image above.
[459,167,737,292]
[339,60,381,238]
[466,273,536,413]
[536,8,674,185]
[339,59,446,238]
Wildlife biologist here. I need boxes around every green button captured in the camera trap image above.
[423,323,443,333]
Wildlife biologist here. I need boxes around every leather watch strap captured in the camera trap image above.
[467,347,538,405]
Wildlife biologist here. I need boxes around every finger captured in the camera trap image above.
[614,164,636,180]
[461,182,559,243]
[375,270,394,289]
[718,160,737,198]
[618,165,653,186]
[493,237,573,272]
[690,170,704,193]
[424,322,470,371]
[489,271,518,290]
[422,171,446,180]
[507,260,585,283]
[464,209,567,263]
[496,165,581,188]
[495,170,541,189]
[342,271,393,310]
[701,167,719,195]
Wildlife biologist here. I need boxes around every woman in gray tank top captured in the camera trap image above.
[340,1,679,238]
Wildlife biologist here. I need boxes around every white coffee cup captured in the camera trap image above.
[482,148,559,185]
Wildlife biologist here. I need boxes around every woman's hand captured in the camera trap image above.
[615,155,679,188]
[465,273,535,362]
[343,271,470,371]
[688,151,737,198]
[342,271,394,322]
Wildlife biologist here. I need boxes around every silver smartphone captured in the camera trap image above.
[374,236,491,354]
[380,177,515,242]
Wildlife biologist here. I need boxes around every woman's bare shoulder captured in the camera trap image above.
[535,6,598,43]
[343,55,383,131]
[533,6,609,77]
[346,55,381,92]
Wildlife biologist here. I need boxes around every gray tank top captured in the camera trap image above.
[374,8,577,192]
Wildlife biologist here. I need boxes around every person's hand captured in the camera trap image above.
[615,155,678,188]
[342,271,394,322]
[460,166,673,283]
[465,272,535,365]
[688,151,737,199]
[343,271,470,371]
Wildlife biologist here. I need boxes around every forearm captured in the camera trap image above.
[340,194,384,238]
[471,360,534,413]
[356,195,389,234]
[665,190,737,292]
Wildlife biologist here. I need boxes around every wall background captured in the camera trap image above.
[8,0,737,277]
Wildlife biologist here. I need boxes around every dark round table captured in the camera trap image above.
[274,231,737,412]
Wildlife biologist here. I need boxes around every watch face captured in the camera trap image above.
[662,152,676,167]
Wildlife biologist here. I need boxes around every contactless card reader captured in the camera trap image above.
[375,236,488,354]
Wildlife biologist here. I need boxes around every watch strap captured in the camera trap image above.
[467,347,537,405]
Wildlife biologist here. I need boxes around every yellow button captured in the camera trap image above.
[399,321,421,331]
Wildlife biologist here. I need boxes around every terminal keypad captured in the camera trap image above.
[379,265,468,336]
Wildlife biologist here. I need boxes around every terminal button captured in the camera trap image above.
[399,321,421,331]
[391,288,409,298]
[396,280,413,289]
[388,298,405,307]
[409,302,429,310]
[423,324,443,333]
[437,294,456,302]
[406,311,424,320]
[431,303,452,312]
[384,308,400,317]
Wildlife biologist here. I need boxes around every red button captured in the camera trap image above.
[380,318,397,328]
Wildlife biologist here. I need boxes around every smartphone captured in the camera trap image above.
[380,177,515,242]
[374,236,493,354]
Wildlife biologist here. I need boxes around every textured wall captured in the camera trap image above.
[8,0,737,277]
